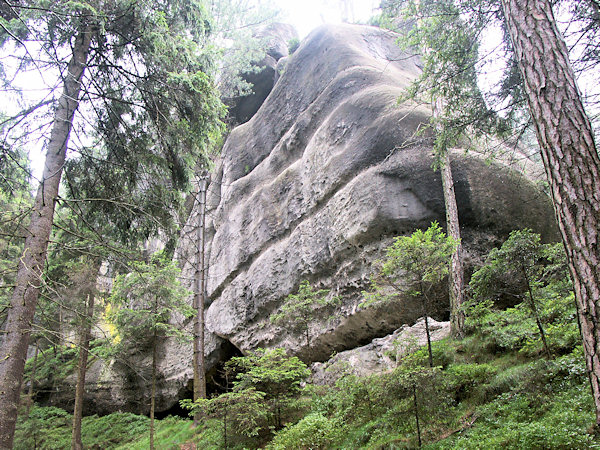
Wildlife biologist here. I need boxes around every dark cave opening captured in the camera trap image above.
[156,340,244,419]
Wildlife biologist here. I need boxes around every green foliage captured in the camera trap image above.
[14,407,196,449]
[184,347,310,447]
[270,280,340,347]
[229,348,310,396]
[107,251,193,351]
[207,0,279,98]
[228,348,310,429]
[1,0,228,249]
[14,406,71,450]
[0,146,31,327]
[267,413,343,450]
[468,229,575,357]
[432,353,598,449]
[384,0,510,157]
[363,221,458,307]
[16,340,599,449]
[470,229,566,302]
[287,37,300,54]
[24,345,78,388]
[182,388,267,447]
[400,339,455,369]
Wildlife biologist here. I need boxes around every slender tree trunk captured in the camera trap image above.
[432,97,465,338]
[424,314,433,368]
[150,328,157,450]
[0,24,92,449]
[223,405,228,450]
[439,150,465,338]
[521,267,551,359]
[193,174,208,425]
[25,343,38,417]
[501,0,600,428]
[412,382,422,448]
[305,324,311,349]
[420,283,434,368]
[58,305,64,347]
[71,293,94,450]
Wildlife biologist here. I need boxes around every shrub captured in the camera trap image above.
[267,413,343,449]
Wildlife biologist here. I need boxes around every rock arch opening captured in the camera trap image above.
[156,339,243,419]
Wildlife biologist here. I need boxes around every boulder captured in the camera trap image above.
[311,317,451,385]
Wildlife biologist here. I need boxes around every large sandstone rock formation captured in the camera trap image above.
[166,21,557,411]
[54,23,555,415]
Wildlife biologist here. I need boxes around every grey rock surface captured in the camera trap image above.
[311,317,451,385]
[202,23,556,363]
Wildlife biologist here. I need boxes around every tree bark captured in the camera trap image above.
[71,293,94,450]
[433,89,465,339]
[440,150,465,338]
[501,0,600,428]
[421,283,434,368]
[193,174,208,426]
[0,24,92,449]
[522,267,551,359]
[412,382,422,448]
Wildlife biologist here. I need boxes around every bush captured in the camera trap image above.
[400,339,455,369]
[267,413,343,449]
[14,406,71,450]
[446,363,497,401]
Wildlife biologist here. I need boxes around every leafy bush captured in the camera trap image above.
[400,339,455,369]
[446,363,497,401]
[14,406,71,450]
[287,37,300,54]
[267,413,343,449]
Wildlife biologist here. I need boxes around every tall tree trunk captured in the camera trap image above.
[439,150,465,338]
[431,76,465,340]
[420,283,434,368]
[522,267,551,359]
[412,382,422,448]
[501,0,600,428]
[193,174,208,426]
[71,293,94,450]
[0,24,92,449]
[424,314,433,368]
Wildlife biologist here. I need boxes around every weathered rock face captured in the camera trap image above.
[311,317,451,385]
[198,23,556,360]
[159,23,556,413]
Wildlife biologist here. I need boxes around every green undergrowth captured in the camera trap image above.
[18,340,598,449]
[17,260,600,449]
[14,408,195,449]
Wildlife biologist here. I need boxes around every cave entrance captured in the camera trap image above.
[156,340,243,419]
[206,340,244,396]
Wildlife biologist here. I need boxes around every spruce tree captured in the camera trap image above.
[0,1,224,446]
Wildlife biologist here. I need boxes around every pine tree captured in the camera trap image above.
[363,222,458,368]
[500,0,600,429]
[0,1,224,446]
